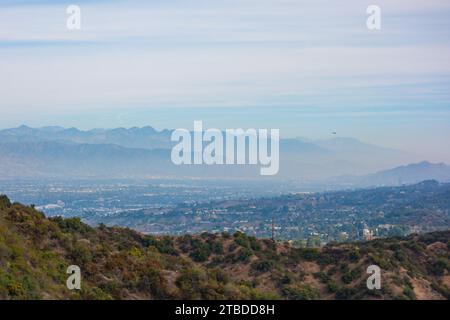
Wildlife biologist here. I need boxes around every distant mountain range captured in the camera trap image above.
[0,125,435,182]
[330,161,450,187]
[360,161,450,186]
[0,125,172,149]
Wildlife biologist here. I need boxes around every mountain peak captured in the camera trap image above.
[358,161,450,186]
[399,161,448,170]
[41,126,65,132]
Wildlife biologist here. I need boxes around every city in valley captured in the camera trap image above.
[2,179,448,246]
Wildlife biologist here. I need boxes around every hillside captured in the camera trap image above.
[0,195,449,300]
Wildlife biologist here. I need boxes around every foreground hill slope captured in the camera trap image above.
[0,195,449,300]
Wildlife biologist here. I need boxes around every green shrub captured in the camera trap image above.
[56,217,92,235]
[143,236,178,256]
[70,243,92,265]
[190,247,211,262]
[234,232,250,248]
[251,260,273,273]
[234,248,253,263]
[427,258,450,276]
[137,269,167,298]
[348,249,360,262]
[211,241,224,255]
[335,287,357,300]
[403,286,416,300]
[301,248,320,261]
[341,266,362,284]
[282,284,318,300]
[175,268,206,299]
[327,280,338,293]
[0,195,11,209]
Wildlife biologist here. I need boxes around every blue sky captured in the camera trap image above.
[0,0,450,160]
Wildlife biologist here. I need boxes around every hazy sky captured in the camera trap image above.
[0,0,450,161]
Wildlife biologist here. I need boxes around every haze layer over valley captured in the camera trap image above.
[0,125,440,183]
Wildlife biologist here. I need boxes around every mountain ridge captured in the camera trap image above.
[0,125,413,180]
[330,161,450,187]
